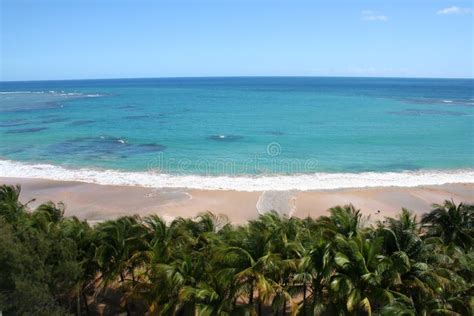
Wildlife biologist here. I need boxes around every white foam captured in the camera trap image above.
[0,91,45,94]
[0,91,103,97]
[442,100,453,103]
[0,159,473,191]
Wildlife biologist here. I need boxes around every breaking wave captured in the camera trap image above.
[1,159,473,191]
[0,90,103,97]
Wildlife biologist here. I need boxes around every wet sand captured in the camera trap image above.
[1,177,473,224]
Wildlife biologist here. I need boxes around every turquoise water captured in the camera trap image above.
[1,77,473,176]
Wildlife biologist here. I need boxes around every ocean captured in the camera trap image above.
[0,77,473,190]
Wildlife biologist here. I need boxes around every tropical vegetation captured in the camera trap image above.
[0,184,473,315]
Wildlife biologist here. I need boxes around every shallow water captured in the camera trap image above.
[0,77,473,189]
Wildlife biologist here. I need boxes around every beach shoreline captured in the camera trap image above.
[1,159,474,191]
[2,176,473,224]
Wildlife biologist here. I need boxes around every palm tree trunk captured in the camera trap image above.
[312,277,321,309]
[182,302,195,315]
[120,273,131,316]
[303,284,307,316]
[258,292,262,316]
[82,288,90,316]
[249,283,254,306]
[77,295,81,316]
[80,283,90,316]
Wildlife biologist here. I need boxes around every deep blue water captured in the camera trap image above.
[0,77,473,175]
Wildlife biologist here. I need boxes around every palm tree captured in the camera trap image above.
[410,237,473,315]
[215,218,279,315]
[263,215,304,315]
[304,235,334,315]
[0,184,29,224]
[2,183,474,315]
[154,253,201,314]
[326,231,403,315]
[378,209,471,315]
[95,216,147,315]
[31,201,66,233]
[143,215,179,265]
[95,216,147,282]
[179,269,237,315]
[136,213,229,315]
[293,247,315,315]
[421,200,474,251]
[317,204,365,238]
[0,184,21,203]
[377,209,423,258]
[61,217,97,315]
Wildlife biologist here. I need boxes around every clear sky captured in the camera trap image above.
[1,0,473,81]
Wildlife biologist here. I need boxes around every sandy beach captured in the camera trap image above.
[2,177,473,224]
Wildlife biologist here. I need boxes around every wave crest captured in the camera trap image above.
[1,160,473,191]
[0,90,104,97]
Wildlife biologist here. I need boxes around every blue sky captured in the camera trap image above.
[1,0,473,81]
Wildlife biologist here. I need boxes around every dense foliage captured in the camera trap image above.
[0,184,473,315]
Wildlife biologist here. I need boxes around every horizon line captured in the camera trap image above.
[1,74,474,83]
